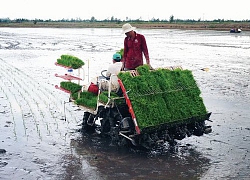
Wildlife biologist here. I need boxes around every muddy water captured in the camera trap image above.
[0,28,249,180]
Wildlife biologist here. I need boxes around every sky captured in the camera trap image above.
[1,0,249,21]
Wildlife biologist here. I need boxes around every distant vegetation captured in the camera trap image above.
[1,16,249,31]
[0,15,249,24]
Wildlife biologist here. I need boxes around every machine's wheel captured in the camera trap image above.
[139,133,156,149]
[82,112,95,132]
[193,122,204,136]
[101,116,113,134]
[173,126,187,140]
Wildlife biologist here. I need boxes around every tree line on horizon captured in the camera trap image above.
[0,15,249,24]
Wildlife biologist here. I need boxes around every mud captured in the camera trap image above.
[0,28,249,180]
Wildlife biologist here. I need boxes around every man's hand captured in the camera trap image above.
[148,64,154,70]
[121,62,125,70]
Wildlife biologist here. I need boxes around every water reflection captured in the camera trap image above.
[62,131,210,180]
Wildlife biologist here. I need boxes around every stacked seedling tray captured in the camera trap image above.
[118,65,210,132]
[55,54,84,95]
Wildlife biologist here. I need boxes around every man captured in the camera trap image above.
[122,23,152,70]
[106,53,123,78]
[99,53,123,93]
[86,53,123,95]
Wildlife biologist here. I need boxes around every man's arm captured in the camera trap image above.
[141,35,150,64]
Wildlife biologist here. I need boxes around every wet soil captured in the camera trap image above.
[0,28,249,180]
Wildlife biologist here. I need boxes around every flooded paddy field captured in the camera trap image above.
[0,27,249,179]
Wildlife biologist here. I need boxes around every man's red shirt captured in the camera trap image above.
[123,32,149,69]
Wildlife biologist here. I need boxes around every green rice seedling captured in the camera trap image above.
[75,97,97,109]
[72,91,97,109]
[72,90,121,109]
[116,48,124,58]
[57,55,85,69]
[118,65,208,129]
[60,81,82,94]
